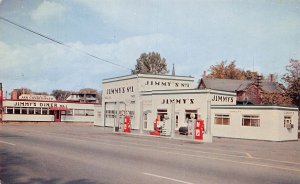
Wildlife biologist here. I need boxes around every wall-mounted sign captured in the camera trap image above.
[162,98,195,104]
[212,95,234,103]
[106,86,134,95]
[19,94,56,101]
[145,80,190,88]
[14,101,68,108]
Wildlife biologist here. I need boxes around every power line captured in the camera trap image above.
[0,16,131,71]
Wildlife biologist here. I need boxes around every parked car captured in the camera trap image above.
[179,126,188,135]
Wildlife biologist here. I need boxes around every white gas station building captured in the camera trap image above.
[96,74,298,142]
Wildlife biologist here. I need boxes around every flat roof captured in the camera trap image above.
[103,73,194,83]
[211,105,298,111]
[141,89,236,96]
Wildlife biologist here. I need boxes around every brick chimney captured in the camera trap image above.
[11,90,18,100]
[269,74,275,82]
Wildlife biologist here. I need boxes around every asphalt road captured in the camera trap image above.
[0,124,300,184]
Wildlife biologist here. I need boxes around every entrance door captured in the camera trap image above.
[54,110,61,122]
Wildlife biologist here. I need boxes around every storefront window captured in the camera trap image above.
[214,114,230,125]
[242,115,260,127]
[185,110,197,120]
[157,109,167,121]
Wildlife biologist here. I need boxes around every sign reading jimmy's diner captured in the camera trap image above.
[14,101,68,108]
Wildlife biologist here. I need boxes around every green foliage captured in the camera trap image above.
[282,59,300,108]
[132,52,169,75]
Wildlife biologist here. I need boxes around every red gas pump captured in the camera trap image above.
[149,118,160,136]
[195,119,204,140]
[123,115,131,133]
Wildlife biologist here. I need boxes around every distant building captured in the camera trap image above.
[66,92,98,103]
[198,74,285,105]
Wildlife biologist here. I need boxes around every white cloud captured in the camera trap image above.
[30,1,66,23]
[0,33,175,93]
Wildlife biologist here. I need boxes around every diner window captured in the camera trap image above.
[242,115,260,127]
[42,108,48,115]
[74,109,85,116]
[21,108,27,114]
[214,114,230,125]
[28,108,34,115]
[85,110,94,116]
[284,116,292,128]
[6,107,13,114]
[157,109,167,121]
[35,108,41,115]
[14,108,21,114]
[67,109,73,116]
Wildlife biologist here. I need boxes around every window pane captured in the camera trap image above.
[35,108,41,115]
[6,107,13,114]
[42,108,48,115]
[243,119,251,126]
[28,108,34,115]
[223,118,230,125]
[21,108,27,114]
[215,117,223,125]
[14,108,21,114]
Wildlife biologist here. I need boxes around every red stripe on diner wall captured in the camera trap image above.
[50,107,70,111]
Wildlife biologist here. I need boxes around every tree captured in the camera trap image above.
[132,52,169,75]
[51,90,72,101]
[261,93,293,106]
[282,59,300,109]
[207,60,261,80]
[242,70,260,80]
[207,61,244,80]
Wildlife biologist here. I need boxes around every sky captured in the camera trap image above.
[0,0,299,95]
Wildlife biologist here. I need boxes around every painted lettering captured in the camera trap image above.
[161,98,195,104]
[212,95,234,103]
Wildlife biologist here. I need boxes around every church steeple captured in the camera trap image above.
[172,64,175,76]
